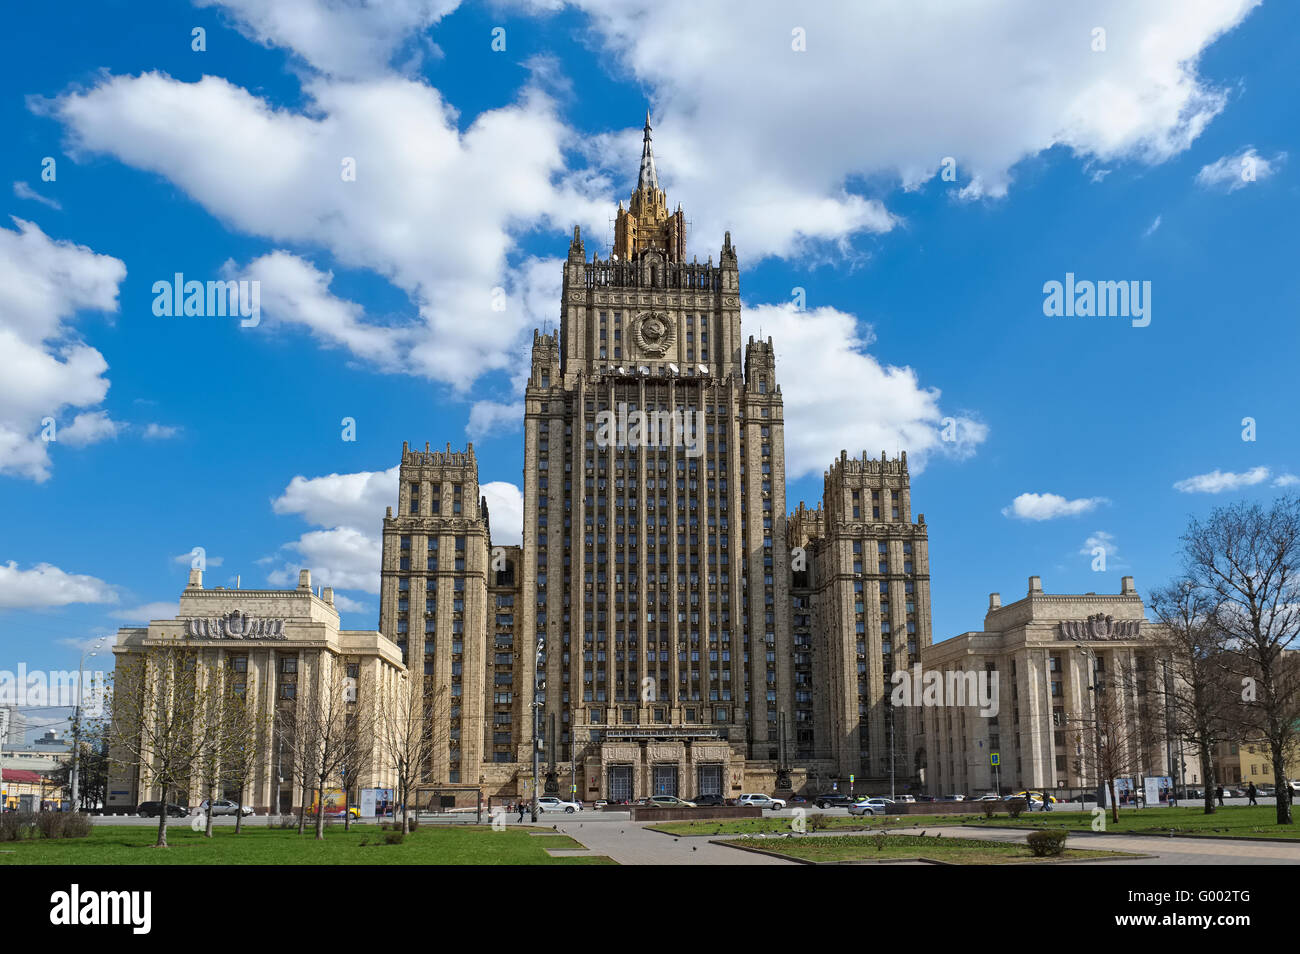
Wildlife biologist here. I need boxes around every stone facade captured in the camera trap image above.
[377,116,933,800]
[921,576,1179,796]
[107,569,404,812]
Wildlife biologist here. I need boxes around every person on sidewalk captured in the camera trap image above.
[1216,785,1225,807]
[517,800,526,823]
[1247,782,1257,805]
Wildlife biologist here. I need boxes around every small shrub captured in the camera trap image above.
[0,812,38,842]
[384,830,405,845]
[981,801,997,819]
[36,812,68,839]
[872,832,887,851]
[1026,829,1068,857]
[1006,798,1027,819]
[61,813,93,839]
[807,813,828,832]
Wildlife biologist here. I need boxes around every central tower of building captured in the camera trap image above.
[520,112,790,802]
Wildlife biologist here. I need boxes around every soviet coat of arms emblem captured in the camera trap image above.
[632,312,674,356]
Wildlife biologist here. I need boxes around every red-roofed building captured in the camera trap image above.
[1,767,58,810]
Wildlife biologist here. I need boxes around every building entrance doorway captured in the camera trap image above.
[652,764,678,797]
[608,765,633,803]
[697,763,722,798]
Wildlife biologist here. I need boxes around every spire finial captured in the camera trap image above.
[637,108,659,193]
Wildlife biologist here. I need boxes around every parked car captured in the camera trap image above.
[736,793,786,810]
[199,799,254,817]
[694,793,726,807]
[594,800,608,809]
[537,796,582,813]
[974,794,1001,802]
[788,795,807,804]
[649,795,696,808]
[812,793,855,809]
[137,801,188,817]
[848,798,890,816]
[306,803,361,819]
[896,795,917,803]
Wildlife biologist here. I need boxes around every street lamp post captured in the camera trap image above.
[71,637,105,810]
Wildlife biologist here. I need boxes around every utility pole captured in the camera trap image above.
[71,638,105,811]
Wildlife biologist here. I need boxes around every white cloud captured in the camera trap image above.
[481,481,524,547]
[143,422,182,440]
[272,465,399,532]
[744,302,986,479]
[1003,492,1108,521]
[47,73,609,393]
[268,466,399,594]
[13,181,61,210]
[1195,147,1285,191]
[1174,466,1271,493]
[0,218,126,481]
[1079,530,1128,569]
[331,592,369,613]
[1274,473,1299,488]
[0,561,119,610]
[1144,214,1162,237]
[268,526,384,593]
[467,400,524,439]
[58,410,124,447]
[109,601,179,622]
[540,0,1258,259]
[197,0,461,79]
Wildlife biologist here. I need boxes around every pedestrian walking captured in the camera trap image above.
[1216,784,1225,807]
[517,800,526,822]
[1248,782,1257,805]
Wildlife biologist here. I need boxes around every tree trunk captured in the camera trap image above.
[1107,779,1119,825]
[344,786,351,832]
[155,784,169,848]
[315,782,326,840]
[1198,741,1215,815]
[1273,743,1294,825]
[205,778,216,838]
[297,790,307,835]
[235,779,245,835]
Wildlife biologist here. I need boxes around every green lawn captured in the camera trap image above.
[720,833,1125,864]
[930,805,1300,839]
[0,824,616,865]
[653,805,1299,840]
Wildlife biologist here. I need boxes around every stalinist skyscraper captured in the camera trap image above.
[379,114,932,802]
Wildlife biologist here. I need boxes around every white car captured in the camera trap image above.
[536,796,582,814]
[198,799,254,817]
[649,795,697,808]
[737,793,786,810]
[848,798,891,816]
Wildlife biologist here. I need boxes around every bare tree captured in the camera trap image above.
[1182,496,1300,825]
[279,660,374,841]
[378,677,447,834]
[1067,656,1163,825]
[1148,580,1242,814]
[99,645,231,848]
[221,680,267,836]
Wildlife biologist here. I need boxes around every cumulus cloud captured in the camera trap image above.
[1173,466,1271,493]
[196,0,461,79]
[0,218,126,481]
[46,72,608,393]
[467,400,524,439]
[1274,473,1299,488]
[58,410,124,447]
[143,423,182,439]
[1079,530,1127,569]
[745,302,986,479]
[481,481,524,546]
[1196,147,1285,191]
[0,561,119,610]
[537,0,1258,259]
[1003,492,1108,521]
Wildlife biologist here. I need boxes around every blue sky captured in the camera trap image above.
[1,1,1297,737]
